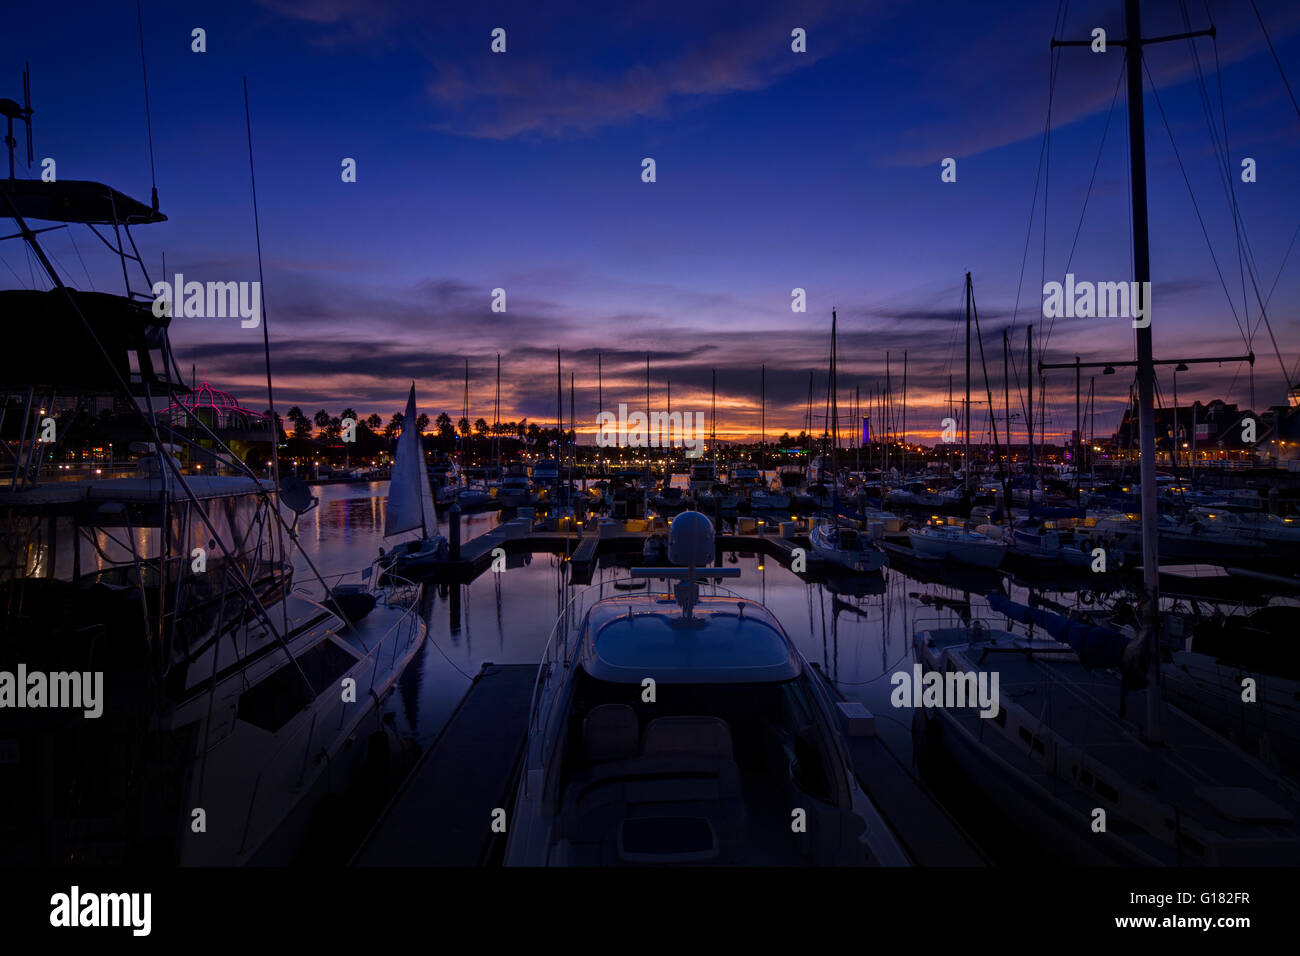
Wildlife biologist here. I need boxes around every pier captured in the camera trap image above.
[426,516,834,585]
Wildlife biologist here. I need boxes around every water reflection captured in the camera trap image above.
[293,482,1012,763]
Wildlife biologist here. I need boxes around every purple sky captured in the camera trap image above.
[5,0,1299,443]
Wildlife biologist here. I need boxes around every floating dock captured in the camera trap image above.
[428,519,835,585]
[354,661,986,866]
[351,663,537,867]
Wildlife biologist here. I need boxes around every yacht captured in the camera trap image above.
[906,523,1007,569]
[810,521,887,572]
[0,139,425,864]
[505,512,910,866]
[498,462,533,508]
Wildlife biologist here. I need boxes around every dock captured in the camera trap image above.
[816,665,987,866]
[427,519,834,585]
[351,663,537,867]
[354,660,987,866]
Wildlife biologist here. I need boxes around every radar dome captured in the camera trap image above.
[668,511,715,566]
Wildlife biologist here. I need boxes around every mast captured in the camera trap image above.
[1075,356,1082,501]
[1004,329,1012,521]
[1124,0,1162,742]
[556,349,562,472]
[760,364,766,474]
[901,351,908,478]
[494,352,501,474]
[885,352,891,476]
[462,358,469,475]
[829,310,839,479]
[1027,326,1034,513]
[964,271,972,495]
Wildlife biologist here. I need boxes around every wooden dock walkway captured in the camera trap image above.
[816,664,987,866]
[351,663,537,866]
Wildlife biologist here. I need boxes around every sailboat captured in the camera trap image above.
[378,384,447,580]
[911,0,1300,866]
[811,310,887,572]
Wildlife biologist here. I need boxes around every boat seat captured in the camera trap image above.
[583,703,640,764]
[642,715,734,759]
[557,716,747,864]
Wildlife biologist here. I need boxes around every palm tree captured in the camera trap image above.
[341,407,358,424]
[435,413,454,441]
[474,417,489,437]
[415,413,430,434]
[313,409,330,432]
[384,412,404,440]
[365,413,382,430]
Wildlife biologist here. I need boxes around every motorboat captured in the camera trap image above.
[810,521,887,572]
[499,462,533,508]
[906,523,1006,569]
[505,512,910,866]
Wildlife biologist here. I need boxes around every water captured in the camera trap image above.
[294,481,1006,765]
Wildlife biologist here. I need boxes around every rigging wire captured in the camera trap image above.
[135,0,159,208]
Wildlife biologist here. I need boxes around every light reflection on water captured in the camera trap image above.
[292,481,1016,763]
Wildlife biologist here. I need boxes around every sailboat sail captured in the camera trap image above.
[384,385,436,538]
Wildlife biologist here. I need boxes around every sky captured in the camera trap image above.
[4,0,1299,445]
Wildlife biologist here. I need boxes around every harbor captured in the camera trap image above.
[2,4,1300,938]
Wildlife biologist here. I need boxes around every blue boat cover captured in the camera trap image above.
[985,593,1131,669]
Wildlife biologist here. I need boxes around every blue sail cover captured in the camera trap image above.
[985,593,1131,669]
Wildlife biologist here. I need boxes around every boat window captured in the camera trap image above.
[237,638,358,732]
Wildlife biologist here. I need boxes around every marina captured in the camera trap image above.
[2,7,1300,942]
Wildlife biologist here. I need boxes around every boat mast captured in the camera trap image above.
[1075,355,1082,502]
[556,349,562,480]
[760,364,766,475]
[830,311,840,481]
[964,271,972,496]
[1004,329,1012,522]
[1123,0,1163,741]
[1027,326,1034,513]
[463,358,469,477]
[494,352,501,474]
[901,351,908,478]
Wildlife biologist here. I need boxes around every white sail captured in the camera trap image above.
[384,385,436,538]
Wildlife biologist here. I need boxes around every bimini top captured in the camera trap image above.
[1,179,166,225]
[579,594,801,684]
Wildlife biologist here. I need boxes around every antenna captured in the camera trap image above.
[1,62,35,179]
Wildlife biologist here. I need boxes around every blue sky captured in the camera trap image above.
[4,0,1298,443]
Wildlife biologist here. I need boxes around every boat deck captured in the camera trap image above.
[354,660,987,866]
[924,629,1300,864]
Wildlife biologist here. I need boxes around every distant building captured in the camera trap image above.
[1111,399,1257,464]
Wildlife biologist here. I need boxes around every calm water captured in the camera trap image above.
[291,481,1061,766]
